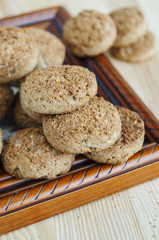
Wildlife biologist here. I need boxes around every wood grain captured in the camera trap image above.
[0,1,159,240]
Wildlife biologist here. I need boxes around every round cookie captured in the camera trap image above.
[63,10,117,57]
[42,97,122,154]
[0,85,14,120]
[110,7,147,47]
[0,129,3,153]
[111,32,156,62]
[0,27,39,83]
[20,65,97,115]
[86,107,145,164]
[24,27,66,67]
[2,128,75,179]
[14,94,41,128]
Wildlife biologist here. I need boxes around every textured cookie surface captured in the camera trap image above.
[0,129,3,153]
[86,107,145,164]
[110,7,147,47]
[42,97,122,154]
[0,85,14,120]
[0,27,39,83]
[2,128,75,179]
[24,27,65,67]
[63,10,116,57]
[111,32,156,62]
[20,65,97,115]
[14,94,40,128]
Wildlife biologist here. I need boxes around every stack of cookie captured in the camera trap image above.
[0,27,66,123]
[63,8,156,62]
[2,63,145,179]
[0,18,145,180]
[110,7,156,62]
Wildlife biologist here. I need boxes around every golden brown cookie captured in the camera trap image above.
[110,7,147,47]
[86,107,145,164]
[20,65,97,115]
[111,32,156,62]
[2,128,75,179]
[14,94,41,128]
[0,129,3,153]
[0,27,39,83]
[42,97,122,154]
[24,27,66,67]
[63,10,117,57]
[0,85,14,120]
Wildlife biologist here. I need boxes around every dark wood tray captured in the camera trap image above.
[0,7,159,235]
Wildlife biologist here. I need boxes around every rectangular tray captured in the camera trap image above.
[0,7,159,235]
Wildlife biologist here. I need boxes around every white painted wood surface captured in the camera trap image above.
[0,0,159,239]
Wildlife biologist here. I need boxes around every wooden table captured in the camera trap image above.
[0,0,159,239]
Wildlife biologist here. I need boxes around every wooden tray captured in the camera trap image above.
[0,7,159,235]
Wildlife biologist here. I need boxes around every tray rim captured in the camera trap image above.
[0,6,61,21]
[0,6,159,235]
